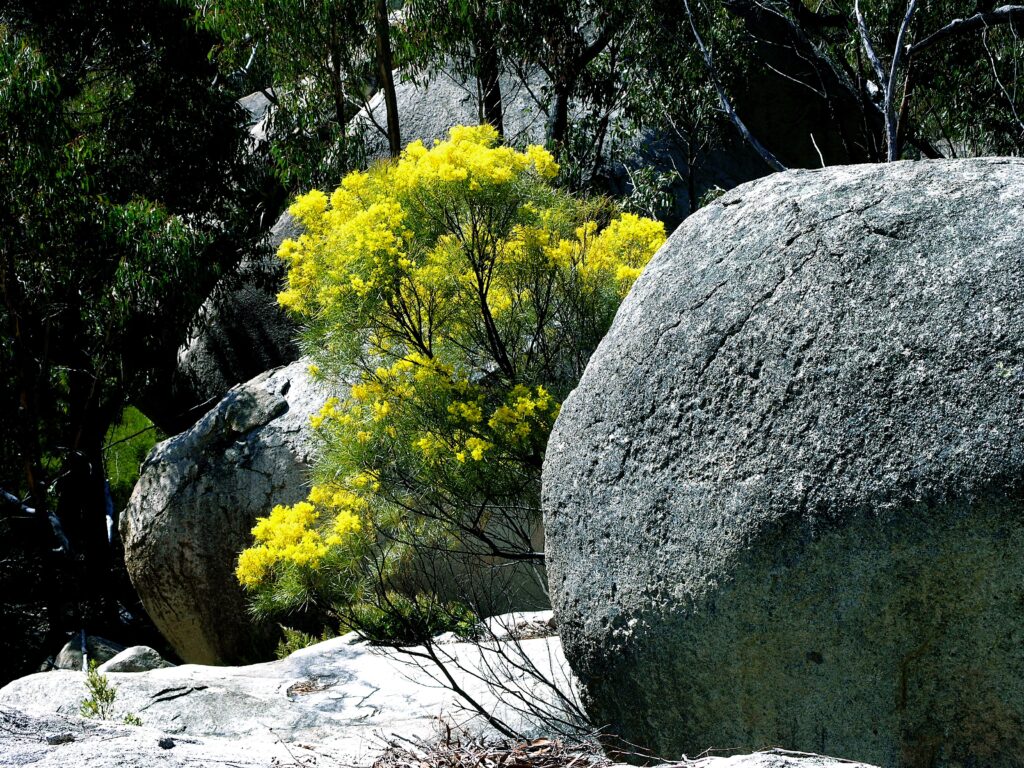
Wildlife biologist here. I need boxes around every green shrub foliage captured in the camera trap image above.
[235,125,665,639]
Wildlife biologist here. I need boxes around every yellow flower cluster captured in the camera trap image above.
[235,501,327,588]
[587,213,667,291]
[489,385,557,443]
[310,397,342,429]
[234,485,366,589]
[397,125,559,192]
[542,213,666,296]
[275,125,560,320]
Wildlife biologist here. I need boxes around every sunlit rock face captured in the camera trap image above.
[544,159,1024,767]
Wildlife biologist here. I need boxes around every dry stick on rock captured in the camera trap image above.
[682,0,787,172]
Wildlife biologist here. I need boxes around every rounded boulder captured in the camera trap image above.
[120,360,324,664]
[543,159,1024,766]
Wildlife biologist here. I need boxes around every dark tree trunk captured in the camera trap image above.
[476,39,504,136]
[328,30,349,163]
[374,0,401,157]
[545,27,613,156]
[549,85,571,154]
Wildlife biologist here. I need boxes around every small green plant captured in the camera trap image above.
[79,660,117,719]
[79,660,142,725]
[698,184,726,208]
[274,625,338,659]
[622,165,683,221]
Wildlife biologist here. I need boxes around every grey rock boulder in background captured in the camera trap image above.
[354,68,549,158]
[543,159,1024,766]
[169,211,302,432]
[97,646,174,674]
[120,359,325,665]
[50,636,125,672]
[353,69,767,224]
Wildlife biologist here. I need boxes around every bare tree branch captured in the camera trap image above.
[886,0,918,160]
[910,5,1024,56]
[854,0,886,87]
[682,0,787,172]
[855,0,917,160]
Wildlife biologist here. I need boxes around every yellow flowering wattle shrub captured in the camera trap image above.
[237,125,665,635]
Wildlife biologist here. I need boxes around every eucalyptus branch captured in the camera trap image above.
[682,0,787,172]
[909,5,1024,56]
[886,0,918,161]
[855,0,916,160]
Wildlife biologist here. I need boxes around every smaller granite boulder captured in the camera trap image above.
[51,636,125,672]
[97,646,173,674]
[168,211,302,432]
[120,360,326,665]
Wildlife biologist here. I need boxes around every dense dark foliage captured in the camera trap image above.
[0,0,267,684]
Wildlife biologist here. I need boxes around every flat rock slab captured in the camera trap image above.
[0,705,289,768]
[609,750,878,768]
[680,751,879,768]
[0,634,575,766]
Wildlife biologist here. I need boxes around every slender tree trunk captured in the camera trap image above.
[328,30,349,163]
[373,0,401,157]
[476,38,504,136]
[549,84,571,154]
[546,31,614,155]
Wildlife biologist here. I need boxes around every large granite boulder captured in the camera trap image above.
[120,359,324,665]
[543,159,1024,766]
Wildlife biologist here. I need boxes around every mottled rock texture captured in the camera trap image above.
[0,705,284,767]
[120,360,324,665]
[543,159,1024,767]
